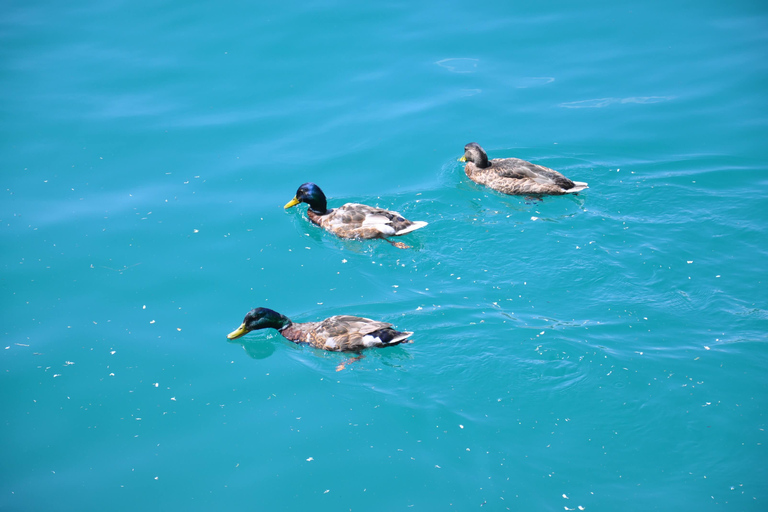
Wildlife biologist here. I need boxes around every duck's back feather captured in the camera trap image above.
[281,315,413,351]
[465,158,587,195]
[491,158,575,188]
[309,203,427,239]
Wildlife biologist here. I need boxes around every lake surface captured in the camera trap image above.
[2,0,767,510]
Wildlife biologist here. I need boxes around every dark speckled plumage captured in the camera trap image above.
[461,142,588,195]
[285,183,427,240]
[227,307,413,352]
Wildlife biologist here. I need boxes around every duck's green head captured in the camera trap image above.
[227,307,291,340]
[284,182,328,214]
[459,142,490,168]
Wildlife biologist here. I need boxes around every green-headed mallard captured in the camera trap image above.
[227,307,414,352]
[460,142,588,195]
[284,183,427,248]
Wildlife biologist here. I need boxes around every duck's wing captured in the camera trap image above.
[325,204,370,228]
[313,315,411,351]
[491,158,575,189]
[318,204,426,238]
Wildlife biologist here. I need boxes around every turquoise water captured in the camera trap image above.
[2,0,767,509]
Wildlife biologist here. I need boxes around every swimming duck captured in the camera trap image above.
[284,183,427,248]
[227,307,413,352]
[459,142,588,195]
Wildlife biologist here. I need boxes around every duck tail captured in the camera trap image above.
[566,182,589,194]
[388,331,414,345]
[365,328,413,347]
[395,221,428,235]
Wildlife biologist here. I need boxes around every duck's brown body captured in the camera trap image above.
[461,142,588,195]
[280,315,412,352]
[307,203,424,239]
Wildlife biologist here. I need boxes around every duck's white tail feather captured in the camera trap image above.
[389,331,413,344]
[566,182,589,194]
[362,330,413,347]
[395,221,428,235]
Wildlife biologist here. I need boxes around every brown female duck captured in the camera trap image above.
[460,142,588,195]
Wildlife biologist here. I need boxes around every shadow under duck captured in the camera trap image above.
[460,142,588,195]
[284,183,427,247]
[227,307,413,352]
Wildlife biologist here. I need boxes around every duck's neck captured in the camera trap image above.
[307,197,328,215]
[475,153,491,168]
[309,204,328,215]
[278,322,304,342]
[275,316,292,332]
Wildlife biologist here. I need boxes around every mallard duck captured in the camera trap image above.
[284,183,427,248]
[227,307,413,352]
[459,142,588,195]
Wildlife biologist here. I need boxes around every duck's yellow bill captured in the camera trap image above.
[227,323,247,340]
[284,196,301,209]
[458,156,467,162]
